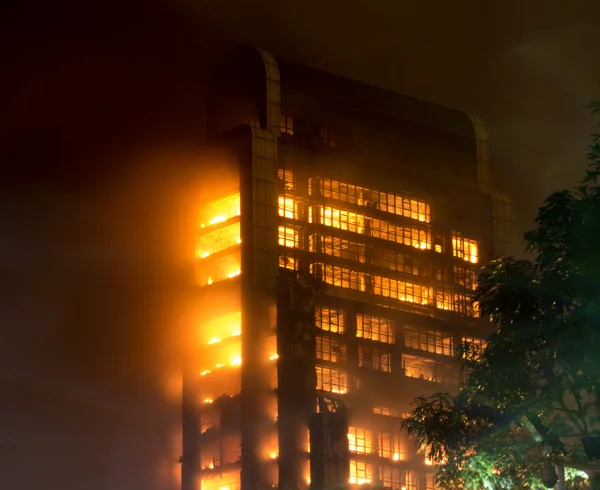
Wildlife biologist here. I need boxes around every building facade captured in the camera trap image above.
[183,46,517,490]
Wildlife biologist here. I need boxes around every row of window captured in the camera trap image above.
[351,461,422,490]
[280,226,479,289]
[311,263,479,317]
[315,353,458,391]
[317,307,485,354]
[347,427,408,460]
[316,178,431,223]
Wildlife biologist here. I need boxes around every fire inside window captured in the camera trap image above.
[315,365,349,393]
[349,460,373,485]
[316,306,345,334]
[320,178,431,223]
[404,326,455,356]
[356,314,395,343]
[378,432,407,461]
[316,336,347,362]
[347,427,373,454]
[314,205,432,250]
[452,232,479,263]
[278,195,298,219]
[200,194,241,229]
[278,225,300,248]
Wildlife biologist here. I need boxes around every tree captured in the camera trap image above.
[402,99,600,490]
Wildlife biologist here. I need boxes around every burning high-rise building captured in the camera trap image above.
[183,46,517,490]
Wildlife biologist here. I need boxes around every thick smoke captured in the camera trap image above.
[1,2,231,489]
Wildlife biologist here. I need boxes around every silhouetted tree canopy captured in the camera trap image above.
[402,99,600,489]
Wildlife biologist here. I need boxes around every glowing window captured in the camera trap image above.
[404,326,455,356]
[278,225,300,248]
[452,232,479,264]
[320,178,430,223]
[348,427,373,454]
[372,275,432,305]
[317,264,366,291]
[280,115,294,136]
[316,306,345,334]
[320,206,364,233]
[378,432,407,461]
[277,167,294,190]
[349,460,372,485]
[278,195,298,219]
[200,194,241,229]
[279,254,298,271]
[356,314,395,343]
[316,365,348,394]
[316,336,347,362]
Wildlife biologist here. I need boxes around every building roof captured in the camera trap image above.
[276,58,476,140]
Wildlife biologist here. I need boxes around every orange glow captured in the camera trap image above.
[269,452,278,459]
[199,312,241,345]
[269,353,278,361]
[278,195,297,219]
[197,222,240,259]
[231,355,241,366]
[208,463,214,469]
[200,370,211,376]
[204,398,213,404]
[425,458,433,466]
[200,194,241,229]
[393,453,400,461]
[227,269,241,278]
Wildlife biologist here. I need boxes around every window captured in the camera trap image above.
[316,365,348,394]
[348,427,373,454]
[374,348,391,372]
[316,306,345,334]
[454,265,478,291]
[380,468,417,490]
[372,248,420,276]
[378,432,407,460]
[278,225,300,248]
[313,235,366,263]
[452,232,479,264]
[358,346,392,372]
[461,336,487,361]
[319,206,365,233]
[349,460,372,485]
[356,314,395,343]
[280,115,294,136]
[373,406,404,418]
[279,254,298,271]
[402,355,458,385]
[372,275,432,305]
[315,264,366,291]
[278,195,298,219]
[316,336,347,362]
[404,326,454,356]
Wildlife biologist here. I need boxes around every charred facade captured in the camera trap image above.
[183,46,517,490]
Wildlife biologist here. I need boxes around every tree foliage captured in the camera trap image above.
[402,99,600,489]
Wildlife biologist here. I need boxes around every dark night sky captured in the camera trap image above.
[1,1,599,489]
